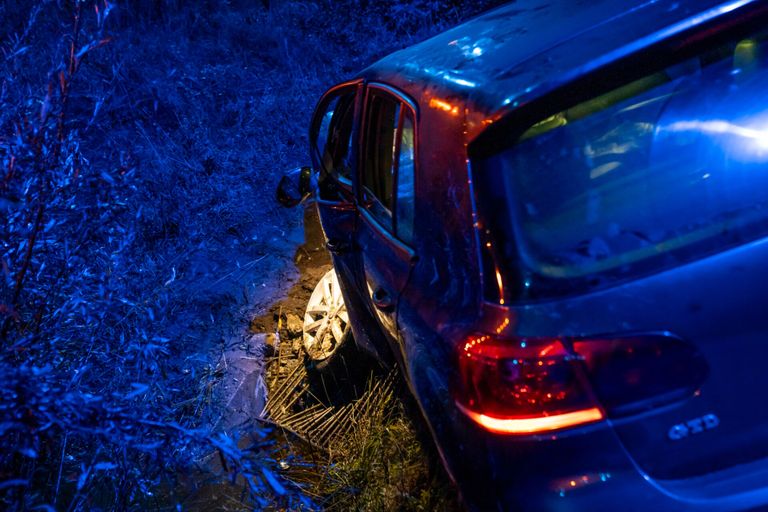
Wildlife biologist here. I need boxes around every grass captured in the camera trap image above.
[0,0,505,509]
[267,363,462,512]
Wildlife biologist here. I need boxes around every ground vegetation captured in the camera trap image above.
[0,1,503,509]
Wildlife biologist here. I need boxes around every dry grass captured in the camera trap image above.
[264,341,461,511]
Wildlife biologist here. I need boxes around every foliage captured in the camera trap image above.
[0,0,504,509]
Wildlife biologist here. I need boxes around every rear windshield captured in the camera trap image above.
[474,30,768,302]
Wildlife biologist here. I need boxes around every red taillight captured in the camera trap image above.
[455,334,604,435]
[455,332,708,434]
[572,334,709,417]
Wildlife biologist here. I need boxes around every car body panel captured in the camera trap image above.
[363,0,754,113]
[357,209,413,342]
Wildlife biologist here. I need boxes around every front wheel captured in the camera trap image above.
[302,268,352,371]
[302,268,380,403]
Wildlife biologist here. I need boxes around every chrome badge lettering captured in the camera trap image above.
[668,413,720,441]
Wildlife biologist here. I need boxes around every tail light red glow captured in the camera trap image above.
[455,335,604,435]
[456,402,604,434]
[455,332,707,434]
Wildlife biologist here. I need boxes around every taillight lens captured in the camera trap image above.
[573,334,709,417]
[455,334,604,435]
[454,332,708,435]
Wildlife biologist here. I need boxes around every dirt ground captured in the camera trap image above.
[251,207,332,338]
[194,204,329,435]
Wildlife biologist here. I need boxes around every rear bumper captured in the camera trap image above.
[437,412,643,511]
[405,343,768,511]
[437,409,768,512]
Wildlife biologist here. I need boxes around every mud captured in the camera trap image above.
[250,206,332,337]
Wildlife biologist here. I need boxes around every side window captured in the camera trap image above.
[396,111,415,244]
[362,92,398,227]
[361,88,417,244]
[311,88,357,199]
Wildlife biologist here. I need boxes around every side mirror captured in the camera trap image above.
[276,166,317,207]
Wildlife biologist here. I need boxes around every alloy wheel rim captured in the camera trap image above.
[303,268,350,361]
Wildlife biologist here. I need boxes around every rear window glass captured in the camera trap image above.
[475,32,768,302]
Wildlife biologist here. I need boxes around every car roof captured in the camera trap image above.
[361,0,754,134]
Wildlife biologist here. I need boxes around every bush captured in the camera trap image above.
[1,2,301,509]
[0,0,505,509]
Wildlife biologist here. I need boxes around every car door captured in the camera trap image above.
[309,81,364,333]
[356,84,417,346]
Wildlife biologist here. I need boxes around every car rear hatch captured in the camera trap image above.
[512,236,768,501]
[581,247,768,487]
[469,13,768,497]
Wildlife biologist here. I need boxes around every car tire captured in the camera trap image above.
[302,268,378,403]
[302,268,352,366]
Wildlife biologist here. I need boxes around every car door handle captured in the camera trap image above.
[372,287,394,312]
[326,238,354,254]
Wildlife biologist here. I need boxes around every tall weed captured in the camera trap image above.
[0,0,504,509]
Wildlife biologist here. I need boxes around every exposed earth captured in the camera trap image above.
[212,207,331,435]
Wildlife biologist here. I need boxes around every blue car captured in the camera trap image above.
[279,0,768,509]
